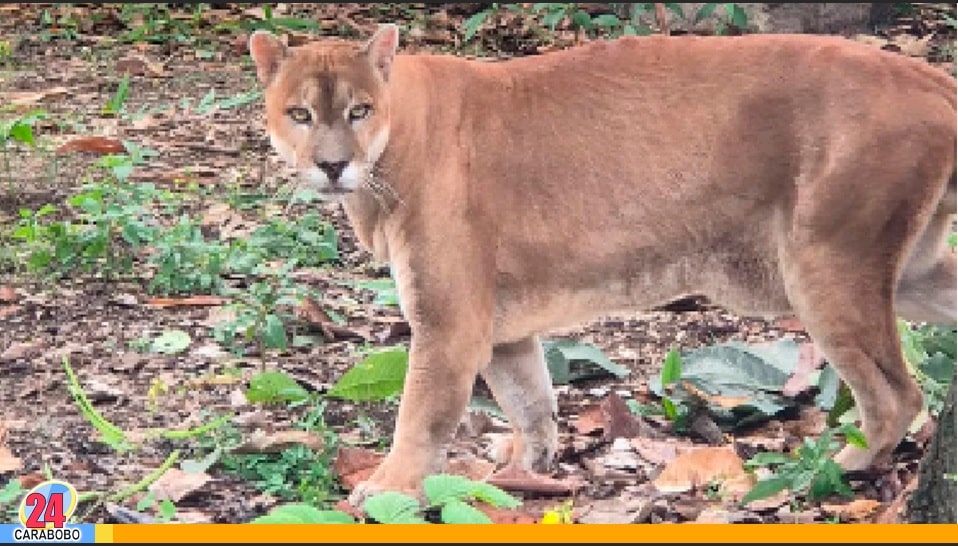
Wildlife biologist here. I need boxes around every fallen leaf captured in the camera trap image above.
[652,446,747,494]
[599,393,645,440]
[822,499,882,521]
[0,305,22,320]
[0,286,17,303]
[574,403,604,435]
[476,504,538,524]
[445,458,497,482]
[19,472,46,489]
[148,468,211,503]
[693,509,734,523]
[3,87,69,106]
[56,136,126,155]
[231,430,325,454]
[0,447,23,472]
[782,343,826,397]
[1,341,42,362]
[487,465,582,495]
[333,447,385,490]
[682,382,751,409]
[145,296,225,308]
[115,55,165,76]
[630,436,695,466]
[774,316,805,333]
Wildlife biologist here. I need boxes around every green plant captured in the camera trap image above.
[252,474,521,524]
[742,423,867,505]
[327,348,409,402]
[0,480,26,522]
[0,110,47,190]
[148,215,227,295]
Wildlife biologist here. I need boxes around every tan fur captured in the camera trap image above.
[249,25,957,505]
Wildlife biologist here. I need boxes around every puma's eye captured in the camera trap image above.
[348,103,372,122]
[287,107,312,124]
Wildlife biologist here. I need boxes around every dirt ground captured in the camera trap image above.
[0,3,954,525]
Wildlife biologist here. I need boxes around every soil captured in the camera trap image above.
[0,3,954,525]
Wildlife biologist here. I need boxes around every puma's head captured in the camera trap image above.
[248,25,398,194]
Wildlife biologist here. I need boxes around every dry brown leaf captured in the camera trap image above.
[0,447,23,473]
[0,286,17,303]
[445,457,496,482]
[782,343,827,396]
[487,465,582,495]
[774,316,806,333]
[231,430,325,454]
[145,295,225,308]
[1,341,42,362]
[574,403,604,435]
[652,446,747,494]
[56,136,126,155]
[147,468,211,503]
[682,382,751,409]
[4,87,70,106]
[115,55,165,76]
[630,436,695,466]
[476,504,539,524]
[19,472,46,489]
[821,499,882,521]
[0,305,21,320]
[599,393,645,440]
[333,447,385,490]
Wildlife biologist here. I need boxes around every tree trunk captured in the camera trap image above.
[907,372,957,523]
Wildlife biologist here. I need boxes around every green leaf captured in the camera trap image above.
[814,364,841,410]
[661,348,682,386]
[245,370,310,404]
[742,477,790,505]
[542,339,628,385]
[835,423,868,449]
[424,474,474,506]
[463,10,491,41]
[251,504,356,524]
[159,499,176,520]
[441,500,492,524]
[591,14,621,28]
[694,3,718,23]
[570,10,592,29]
[363,492,426,524]
[327,349,409,402]
[661,397,678,421]
[470,482,522,509]
[263,314,288,350]
[664,3,685,19]
[136,491,156,512]
[727,3,748,28]
[744,451,792,469]
[8,122,35,146]
[150,329,192,354]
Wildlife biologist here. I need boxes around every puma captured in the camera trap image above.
[248,24,957,505]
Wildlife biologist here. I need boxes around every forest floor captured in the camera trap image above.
[0,3,955,525]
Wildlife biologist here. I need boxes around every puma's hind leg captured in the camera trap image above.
[480,336,559,473]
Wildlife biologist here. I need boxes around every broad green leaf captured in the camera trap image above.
[136,491,156,512]
[591,14,621,28]
[245,370,310,404]
[252,504,356,524]
[694,3,718,23]
[441,500,492,524]
[327,349,409,402]
[151,329,191,354]
[363,492,426,524]
[727,3,748,27]
[470,482,521,509]
[571,10,592,29]
[263,314,288,350]
[661,348,682,386]
[424,474,474,506]
[661,397,678,421]
[8,122,35,146]
[814,364,841,411]
[159,499,176,520]
[543,339,628,384]
[741,477,790,505]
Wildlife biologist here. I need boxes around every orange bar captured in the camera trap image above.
[110,524,958,543]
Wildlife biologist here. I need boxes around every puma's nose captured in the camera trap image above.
[317,160,348,181]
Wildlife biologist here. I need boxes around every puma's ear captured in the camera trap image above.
[248,30,287,86]
[361,23,400,81]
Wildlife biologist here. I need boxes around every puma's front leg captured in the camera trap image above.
[348,230,496,507]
